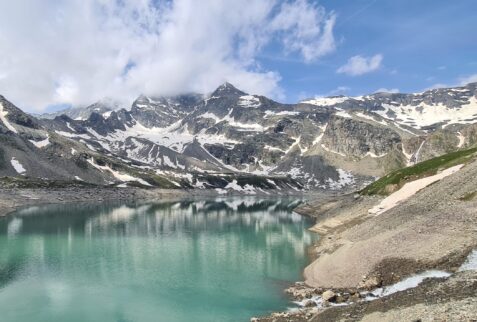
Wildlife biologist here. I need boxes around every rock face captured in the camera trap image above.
[130,94,202,128]
[321,115,402,159]
[3,82,477,191]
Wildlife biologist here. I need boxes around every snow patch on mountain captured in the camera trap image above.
[10,157,26,174]
[303,96,350,106]
[225,180,256,194]
[369,164,464,216]
[0,102,18,133]
[87,158,152,186]
[321,144,346,157]
[325,169,355,190]
[335,110,353,118]
[457,132,465,148]
[355,112,388,126]
[238,95,261,108]
[264,110,300,117]
[29,136,50,148]
[377,97,477,130]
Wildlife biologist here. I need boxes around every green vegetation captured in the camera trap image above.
[460,191,477,201]
[361,147,477,196]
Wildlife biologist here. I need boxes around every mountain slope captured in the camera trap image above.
[4,82,477,192]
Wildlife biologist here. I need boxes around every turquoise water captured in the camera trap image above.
[0,198,316,322]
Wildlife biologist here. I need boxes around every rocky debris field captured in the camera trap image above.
[256,157,477,321]
[0,187,210,217]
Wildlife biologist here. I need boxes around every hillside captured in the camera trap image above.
[2,82,477,193]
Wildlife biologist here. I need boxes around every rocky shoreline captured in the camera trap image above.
[0,186,314,218]
[256,159,477,321]
[0,186,278,218]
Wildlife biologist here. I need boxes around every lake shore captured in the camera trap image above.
[0,186,317,218]
[0,187,195,217]
[256,159,477,321]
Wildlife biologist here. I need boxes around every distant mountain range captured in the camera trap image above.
[1,82,477,193]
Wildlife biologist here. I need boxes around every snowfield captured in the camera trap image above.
[376,97,477,129]
[10,157,26,174]
[87,158,152,186]
[29,136,50,148]
[302,96,350,106]
[0,102,18,133]
[369,164,464,215]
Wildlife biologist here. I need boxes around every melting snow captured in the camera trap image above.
[224,180,256,194]
[66,122,76,132]
[264,145,286,153]
[215,188,227,194]
[355,112,388,126]
[29,136,50,148]
[87,158,152,186]
[10,157,26,174]
[55,130,91,139]
[365,151,387,158]
[458,250,477,271]
[312,124,328,145]
[238,95,261,108]
[321,144,346,157]
[264,110,300,117]
[457,132,465,148]
[303,96,350,106]
[326,169,355,190]
[367,270,451,300]
[376,97,477,129]
[335,110,353,118]
[369,164,464,216]
[0,102,18,133]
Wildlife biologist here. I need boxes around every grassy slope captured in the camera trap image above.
[361,147,477,196]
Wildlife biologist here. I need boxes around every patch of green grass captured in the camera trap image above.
[460,191,477,201]
[361,147,477,196]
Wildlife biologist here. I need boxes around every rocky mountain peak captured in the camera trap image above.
[210,82,247,97]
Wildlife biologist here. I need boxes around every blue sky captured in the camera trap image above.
[0,0,475,112]
[263,0,477,102]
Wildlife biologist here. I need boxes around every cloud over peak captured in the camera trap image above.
[0,0,336,111]
[337,54,383,76]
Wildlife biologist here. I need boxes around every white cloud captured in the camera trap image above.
[375,88,399,93]
[459,74,477,85]
[270,0,336,62]
[337,54,383,76]
[0,0,336,112]
[309,86,350,100]
[426,83,449,90]
[328,86,350,96]
[425,74,477,91]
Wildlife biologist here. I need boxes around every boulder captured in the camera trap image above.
[322,290,336,302]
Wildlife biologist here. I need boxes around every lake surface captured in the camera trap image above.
[0,197,316,322]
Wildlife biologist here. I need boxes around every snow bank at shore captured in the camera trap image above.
[369,164,464,216]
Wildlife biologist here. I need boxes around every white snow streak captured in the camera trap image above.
[369,164,464,216]
[10,157,26,174]
[29,136,50,148]
[0,102,18,133]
